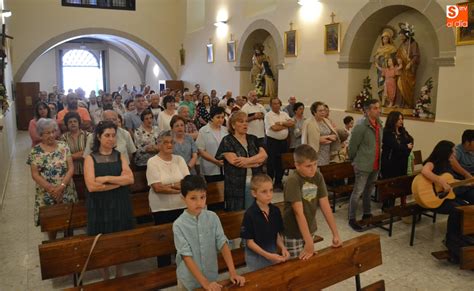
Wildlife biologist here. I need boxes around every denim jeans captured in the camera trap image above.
[348,168,379,220]
[245,245,276,272]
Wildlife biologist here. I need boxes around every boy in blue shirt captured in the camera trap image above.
[241,174,290,271]
[173,175,245,290]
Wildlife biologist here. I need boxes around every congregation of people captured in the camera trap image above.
[27,83,474,290]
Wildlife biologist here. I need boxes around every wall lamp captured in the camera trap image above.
[2,10,12,17]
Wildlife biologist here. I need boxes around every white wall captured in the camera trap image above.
[145,58,168,92]
[21,50,57,92]
[108,49,142,93]
[179,0,474,157]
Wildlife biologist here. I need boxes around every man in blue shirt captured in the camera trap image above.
[452,129,474,179]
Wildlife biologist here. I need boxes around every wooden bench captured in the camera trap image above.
[198,233,384,291]
[40,209,323,290]
[319,162,355,212]
[432,205,474,269]
[39,181,225,237]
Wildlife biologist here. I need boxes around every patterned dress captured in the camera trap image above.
[134,125,160,167]
[215,134,263,211]
[60,130,89,175]
[27,141,78,226]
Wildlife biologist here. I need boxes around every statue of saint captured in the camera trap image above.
[374,29,397,104]
[396,22,420,108]
[251,44,264,85]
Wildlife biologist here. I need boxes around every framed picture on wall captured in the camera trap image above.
[324,22,341,54]
[227,40,236,62]
[206,43,214,63]
[456,2,474,46]
[284,30,297,57]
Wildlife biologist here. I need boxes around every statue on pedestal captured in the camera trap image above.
[250,43,275,97]
[396,22,420,109]
[374,28,397,106]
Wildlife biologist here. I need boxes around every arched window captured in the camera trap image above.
[62,49,104,95]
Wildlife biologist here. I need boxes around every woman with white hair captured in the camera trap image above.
[27,118,77,239]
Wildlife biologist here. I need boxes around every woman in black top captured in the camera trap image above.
[421,140,470,260]
[216,111,267,211]
[381,111,413,208]
[84,120,134,279]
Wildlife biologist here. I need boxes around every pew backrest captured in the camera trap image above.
[376,175,416,203]
[199,233,383,290]
[319,161,354,183]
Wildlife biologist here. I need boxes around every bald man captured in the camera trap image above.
[83,110,137,164]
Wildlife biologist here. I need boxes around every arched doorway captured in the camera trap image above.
[14,28,176,84]
[235,19,285,100]
[338,1,455,115]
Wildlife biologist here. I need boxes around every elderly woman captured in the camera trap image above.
[84,120,134,279]
[170,115,198,174]
[146,130,190,266]
[60,111,89,175]
[29,102,53,147]
[134,109,160,168]
[216,111,267,211]
[302,101,340,166]
[157,95,177,131]
[289,102,306,151]
[196,106,228,183]
[27,118,77,239]
[113,94,126,116]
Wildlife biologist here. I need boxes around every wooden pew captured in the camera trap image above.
[39,181,224,236]
[40,207,322,291]
[281,152,295,171]
[197,233,383,291]
[432,205,474,270]
[319,162,355,212]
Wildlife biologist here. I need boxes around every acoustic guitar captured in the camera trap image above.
[412,173,474,209]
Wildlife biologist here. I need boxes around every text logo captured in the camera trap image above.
[446,4,468,27]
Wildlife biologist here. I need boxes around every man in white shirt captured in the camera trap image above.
[218,90,232,108]
[241,90,266,144]
[83,110,137,164]
[264,97,295,190]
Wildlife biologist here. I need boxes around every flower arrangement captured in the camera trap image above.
[0,84,10,117]
[353,76,373,111]
[413,77,434,118]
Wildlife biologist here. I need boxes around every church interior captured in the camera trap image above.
[0,0,473,290]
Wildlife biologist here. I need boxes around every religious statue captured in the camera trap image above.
[250,43,275,97]
[373,28,397,104]
[396,22,420,108]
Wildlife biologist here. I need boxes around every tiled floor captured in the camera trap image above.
[1,132,473,290]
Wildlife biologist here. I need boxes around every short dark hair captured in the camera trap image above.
[64,111,82,128]
[134,94,144,100]
[210,106,225,120]
[462,129,474,144]
[310,101,325,115]
[140,108,153,121]
[170,115,186,128]
[34,101,51,120]
[92,120,117,153]
[227,97,235,106]
[162,95,175,109]
[293,102,304,112]
[363,99,379,111]
[343,116,354,125]
[293,144,318,164]
[125,99,134,109]
[181,175,207,197]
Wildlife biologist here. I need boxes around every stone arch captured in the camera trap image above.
[235,19,285,96]
[338,0,455,69]
[235,19,285,71]
[14,27,176,83]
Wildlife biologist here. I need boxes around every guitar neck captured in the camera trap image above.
[449,177,474,188]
